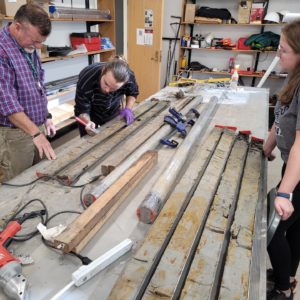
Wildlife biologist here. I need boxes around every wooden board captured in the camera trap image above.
[35,100,159,177]
[54,150,158,253]
[58,101,168,183]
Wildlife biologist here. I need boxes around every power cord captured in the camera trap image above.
[1,174,102,188]
[4,198,49,242]
[42,210,92,265]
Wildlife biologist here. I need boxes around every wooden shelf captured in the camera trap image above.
[182,22,285,26]
[3,16,114,23]
[179,69,287,79]
[49,101,75,128]
[41,48,115,63]
[181,47,277,53]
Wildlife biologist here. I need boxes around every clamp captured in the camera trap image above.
[160,138,178,148]
[169,107,186,123]
[164,116,187,136]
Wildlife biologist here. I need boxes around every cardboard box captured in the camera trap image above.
[0,0,27,17]
[238,0,252,24]
[184,4,196,23]
[37,44,49,59]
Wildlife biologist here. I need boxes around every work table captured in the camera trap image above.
[0,85,268,300]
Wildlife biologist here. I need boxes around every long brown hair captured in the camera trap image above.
[278,20,300,104]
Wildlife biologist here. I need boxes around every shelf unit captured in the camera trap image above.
[179,0,283,86]
[2,1,116,130]
[181,46,277,53]
[178,68,287,79]
[41,48,115,63]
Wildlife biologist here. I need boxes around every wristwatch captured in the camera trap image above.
[47,113,52,119]
[276,192,293,201]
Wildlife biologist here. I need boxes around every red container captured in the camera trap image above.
[70,32,101,51]
[238,37,251,50]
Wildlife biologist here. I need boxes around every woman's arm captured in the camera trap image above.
[263,123,277,160]
[275,130,300,219]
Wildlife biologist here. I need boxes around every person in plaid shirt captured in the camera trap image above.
[0,3,56,182]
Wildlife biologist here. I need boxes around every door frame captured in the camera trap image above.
[123,0,128,58]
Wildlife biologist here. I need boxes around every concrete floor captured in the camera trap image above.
[267,148,300,298]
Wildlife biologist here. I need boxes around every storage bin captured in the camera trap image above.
[70,32,101,51]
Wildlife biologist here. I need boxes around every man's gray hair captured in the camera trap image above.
[102,56,130,83]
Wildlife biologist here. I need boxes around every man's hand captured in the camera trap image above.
[120,107,135,125]
[275,196,294,220]
[33,133,56,160]
[44,119,56,138]
[85,121,97,136]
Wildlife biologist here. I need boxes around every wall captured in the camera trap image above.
[115,0,124,55]
[161,0,183,87]
[43,0,97,83]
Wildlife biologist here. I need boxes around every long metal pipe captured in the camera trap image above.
[83,96,203,203]
[138,96,218,224]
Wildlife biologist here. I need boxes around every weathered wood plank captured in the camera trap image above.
[108,127,224,300]
[218,141,263,300]
[143,129,236,299]
[36,100,159,177]
[180,135,249,300]
[54,151,158,253]
[58,101,168,183]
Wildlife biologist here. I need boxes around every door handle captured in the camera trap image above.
[151,51,160,62]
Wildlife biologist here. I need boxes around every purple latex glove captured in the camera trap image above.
[120,107,135,125]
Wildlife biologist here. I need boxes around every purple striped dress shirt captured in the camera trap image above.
[0,25,48,127]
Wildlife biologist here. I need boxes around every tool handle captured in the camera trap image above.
[169,107,185,122]
[164,115,178,128]
[0,221,22,267]
[75,116,87,126]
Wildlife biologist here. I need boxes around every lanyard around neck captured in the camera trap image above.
[22,50,39,81]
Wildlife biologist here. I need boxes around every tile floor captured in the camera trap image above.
[267,148,300,299]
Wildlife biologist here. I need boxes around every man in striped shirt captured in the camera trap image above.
[0,3,56,182]
[74,57,139,136]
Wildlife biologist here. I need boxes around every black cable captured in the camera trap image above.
[80,185,88,210]
[41,210,92,265]
[1,174,102,188]
[3,198,49,242]
[1,175,50,187]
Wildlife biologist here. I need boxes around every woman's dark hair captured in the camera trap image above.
[14,3,51,36]
[279,20,300,104]
[102,56,130,83]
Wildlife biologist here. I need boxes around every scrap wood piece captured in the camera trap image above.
[138,96,219,224]
[54,151,158,253]
[218,140,263,300]
[143,129,236,299]
[108,126,224,300]
[57,101,168,184]
[100,95,195,176]
[36,100,159,177]
[180,134,249,300]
